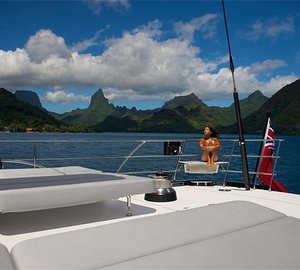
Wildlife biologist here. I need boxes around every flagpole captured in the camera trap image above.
[253,113,270,189]
[221,0,250,190]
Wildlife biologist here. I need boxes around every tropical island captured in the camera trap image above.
[1,79,299,135]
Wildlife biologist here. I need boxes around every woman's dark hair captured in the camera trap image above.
[206,126,219,138]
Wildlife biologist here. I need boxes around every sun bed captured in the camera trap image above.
[4,201,300,269]
[0,166,104,179]
[0,166,155,214]
[0,244,15,270]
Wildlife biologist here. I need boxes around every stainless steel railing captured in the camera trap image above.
[0,137,284,191]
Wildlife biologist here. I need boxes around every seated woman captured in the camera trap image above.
[199,126,221,167]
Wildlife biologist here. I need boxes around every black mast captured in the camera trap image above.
[221,0,250,190]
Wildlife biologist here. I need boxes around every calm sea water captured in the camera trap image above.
[0,132,299,195]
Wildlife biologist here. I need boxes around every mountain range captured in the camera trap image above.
[0,88,60,131]
[240,79,300,135]
[14,90,43,109]
[53,88,268,133]
[1,78,299,134]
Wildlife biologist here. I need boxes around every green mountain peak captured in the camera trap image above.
[89,88,109,109]
[0,87,60,131]
[163,92,206,110]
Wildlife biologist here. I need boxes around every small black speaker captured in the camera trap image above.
[163,141,182,155]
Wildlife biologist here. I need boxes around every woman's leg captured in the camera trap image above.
[210,150,219,167]
[205,151,213,167]
[201,150,209,162]
[212,149,218,161]
[208,155,213,167]
[202,150,213,167]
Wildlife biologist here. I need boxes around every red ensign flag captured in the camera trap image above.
[258,117,287,192]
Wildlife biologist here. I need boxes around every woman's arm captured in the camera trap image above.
[199,138,206,150]
[205,138,221,151]
[213,138,221,150]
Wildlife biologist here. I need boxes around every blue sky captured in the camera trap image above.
[0,0,299,113]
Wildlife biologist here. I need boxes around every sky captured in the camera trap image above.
[0,0,299,113]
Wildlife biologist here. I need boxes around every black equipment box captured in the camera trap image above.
[164,141,182,155]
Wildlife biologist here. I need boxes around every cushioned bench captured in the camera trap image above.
[5,201,300,269]
[104,217,300,269]
[0,244,15,270]
[0,166,102,179]
[0,166,155,213]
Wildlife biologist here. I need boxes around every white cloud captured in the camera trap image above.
[0,18,298,108]
[25,29,70,63]
[43,89,90,104]
[241,16,294,41]
[247,59,287,73]
[71,26,109,52]
[267,17,294,37]
[84,0,130,15]
[259,75,299,96]
[174,14,220,41]
[98,32,201,95]
[133,20,163,38]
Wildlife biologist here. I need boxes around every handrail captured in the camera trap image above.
[0,138,283,192]
[1,160,45,168]
[222,138,236,187]
[269,140,282,191]
[116,140,146,173]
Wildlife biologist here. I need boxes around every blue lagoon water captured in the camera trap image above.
[0,132,299,195]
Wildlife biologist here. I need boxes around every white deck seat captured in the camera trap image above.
[0,244,15,270]
[180,161,228,174]
[0,166,155,213]
[104,217,300,269]
[0,166,103,179]
[9,201,300,269]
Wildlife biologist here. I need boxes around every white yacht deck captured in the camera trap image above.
[1,184,300,248]
[1,166,300,269]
